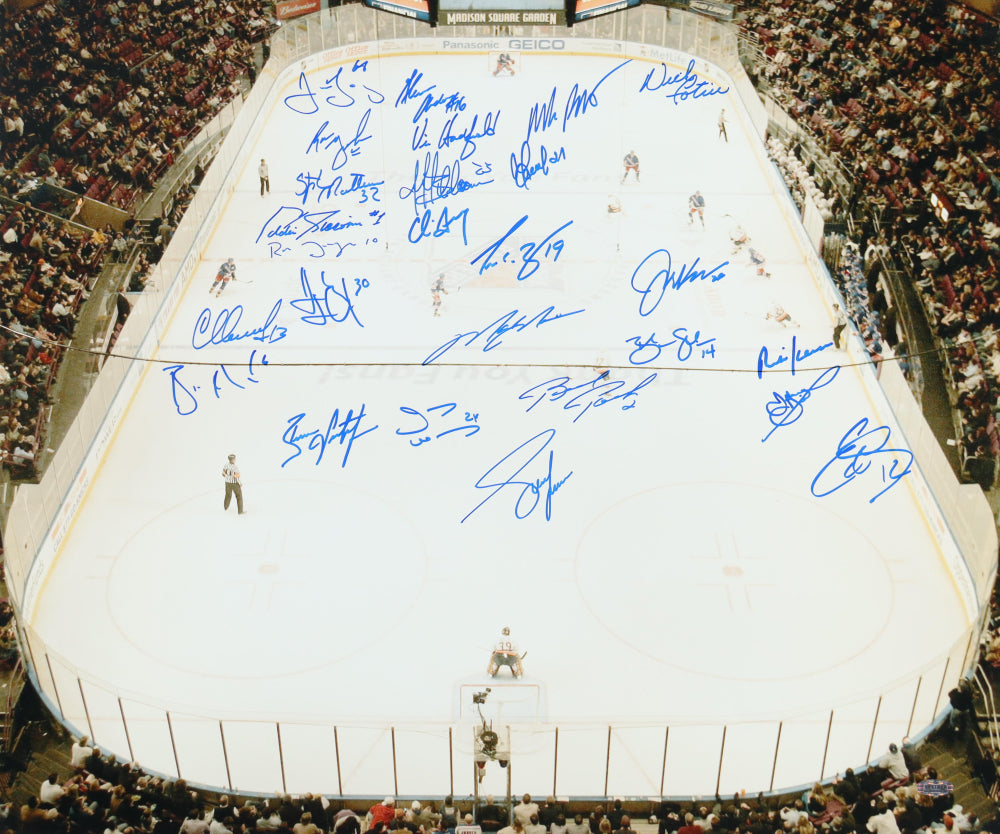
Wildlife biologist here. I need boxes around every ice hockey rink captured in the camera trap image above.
[14,31,987,799]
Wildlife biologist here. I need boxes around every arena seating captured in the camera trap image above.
[740,0,1000,470]
[0,0,276,477]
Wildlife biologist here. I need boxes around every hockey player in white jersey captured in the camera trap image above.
[488,626,524,678]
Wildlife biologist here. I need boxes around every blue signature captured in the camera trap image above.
[524,59,632,140]
[519,370,658,423]
[268,240,363,260]
[630,249,729,316]
[471,215,571,280]
[462,429,572,523]
[394,69,467,120]
[283,68,384,115]
[626,328,717,365]
[397,403,480,446]
[639,59,730,105]
[395,68,434,109]
[423,305,585,365]
[811,418,914,503]
[295,170,383,207]
[164,350,268,416]
[762,366,840,443]
[305,108,372,171]
[281,406,379,469]
[289,268,363,328]
[408,205,469,246]
[191,301,287,349]
[757,336,834,378]
[438,110,499,160]
[255,206,363,245]
[510,143,567,190]
[511,60,630,190]
[398,151,494,215]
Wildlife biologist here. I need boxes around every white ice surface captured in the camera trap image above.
[29,44,970,798]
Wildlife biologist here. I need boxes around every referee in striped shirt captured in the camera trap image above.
[222,454,245,515]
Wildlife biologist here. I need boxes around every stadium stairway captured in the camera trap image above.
[914,725,996,821]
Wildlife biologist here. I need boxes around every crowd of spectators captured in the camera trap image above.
[0,747,503,834]
[0,0,276,479]
[0,207,107,477]
[649,740,991,834]
[0,0,271,209]
[740,0,1000,469]
[0,739,995,834]
[766,136,837,221]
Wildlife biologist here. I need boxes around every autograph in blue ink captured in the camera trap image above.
[639,59,730,105]
[396,70,478,156]
[305,108,373,171]
[191,301,287,349]
[471,215,571,280]
[461,429,572,523]
[626,328,717,365]
[283,68,384,115]
[811,418,914,503]
[396,403,480,446]
[398,151,494,215]
[630,249,729,316]
[524,59,632,139]
[512,60,630,190]
[281,406,379,468]
[295,170,383,207]
[510,144,566,190]
[408,205,469,246]
[757,335,833,377]
[256,207,364,245]
[519,371,658,423]
[268,240,362,260]
[394,69,467,119]
[289,268,364,328]
[762,366,840,442]
[438,110,500,160]
[423,305,585,365]
[163,350,268,416]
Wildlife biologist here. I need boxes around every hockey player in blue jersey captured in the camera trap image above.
[210,257,236,296]
[688,191,706,227]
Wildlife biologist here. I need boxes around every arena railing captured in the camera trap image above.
[2,2,995,799]
[9,618,985,798]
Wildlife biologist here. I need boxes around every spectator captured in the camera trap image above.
[613,817,633,834]
[525,815,546,834]
[479,798,506,833]
[514,798,539,829]
[369,799,396,831]
[38,772,65,805]
[948,678,975,734]
[880,743,910,781]
[181,808,211,834]
[539,799,563,830]
[294,812,322,834]
[70,735,93,770]
[866,803,901,834]
[678,814,702,834]
[605,803,624,832]
[332,810,362,834]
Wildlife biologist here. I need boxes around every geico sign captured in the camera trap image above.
[507,39,566,49]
